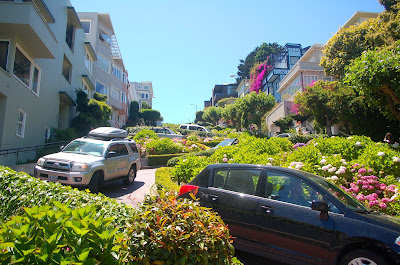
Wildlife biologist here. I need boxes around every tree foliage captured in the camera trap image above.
[237,42,282,80]
[216,97,236,108]
[140,109,162,126]
[344,43,400,120]
[127,101,140,126]
[71,90,111,136]
[202,106,221,125]
[194,110,204,123]
[273,115,295,133]
[142,102,152,109]
[294,81,354,136]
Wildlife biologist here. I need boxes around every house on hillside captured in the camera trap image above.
[0,0,95,165]
[130,81,154,109]
[77,12,129,128]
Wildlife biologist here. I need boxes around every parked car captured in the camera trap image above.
[276,133,294,138]
[179,124,209,132]
[211,138,238,149]
[150,127,183,139]
[34,127,141,193]
[178,163,400,265]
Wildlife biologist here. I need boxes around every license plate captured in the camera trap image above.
[48,175,58,182]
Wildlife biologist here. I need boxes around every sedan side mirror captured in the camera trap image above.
[107,151,117,158]
[311,200,329,221]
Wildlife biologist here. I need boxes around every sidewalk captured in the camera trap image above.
[9,163,35,176]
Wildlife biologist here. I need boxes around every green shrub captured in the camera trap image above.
[0,203,127,264]
[146,138,183,155]
[289,134,320,144]
[0,167,134,225]
[155,167,180,192]
[131,129,158,141]
[53,128,77,141]
[203,140,221,147]
[126,191,235,264]
[148,154,185,166]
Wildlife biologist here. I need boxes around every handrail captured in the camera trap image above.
[0,141,69,165]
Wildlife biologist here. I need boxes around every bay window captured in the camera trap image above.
[13,45,41,95]
[95,81,108,96]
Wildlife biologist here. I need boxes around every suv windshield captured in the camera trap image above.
[63,140,106,157]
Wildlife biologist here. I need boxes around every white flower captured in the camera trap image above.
[347,137,353,140]
[314,143,318,147]
[296,162,303,166]
[393,143,399,148]
[288,166,293,169]
[333,154,338,157]
[340,159,346,163]
[393,157,400,163]
[223,154,227,158]
[267,157,274,162]
[327,164,333,168]
[331,176,339,181]
[355,141,362,147]
[377,152,386,157]
[328,167,337,173]
[342,162,348,166]
[266,163,272,166]
[295,164,303,170]
[222,157,228,163]
[320,159,327,165]
[322,156,326,159]
[321,166,330,171]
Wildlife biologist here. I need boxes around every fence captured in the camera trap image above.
[0,141,69,166]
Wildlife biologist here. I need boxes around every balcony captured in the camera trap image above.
[0,1,56,58]
[279,61,324,92]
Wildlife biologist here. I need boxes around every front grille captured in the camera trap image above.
[43,161,71,172]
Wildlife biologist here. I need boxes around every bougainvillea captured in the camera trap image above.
[249,62,272,93]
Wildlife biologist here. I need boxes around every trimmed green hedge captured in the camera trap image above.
[155,167,180,192]
[148,153,186,166]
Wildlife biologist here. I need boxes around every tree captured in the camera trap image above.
[140,109,162,126]
[273,115,295,133]
[236,92,276,131]
[379,0,399,11]
[127,101,140,126]
[202,106,221,126]
[293,81,354,136]
[71,91,111,136]
[344,43,400,120]
[237,43,282,80]
[221,103,240,129]
[142,102,152,109]
[194,110,204,123]
[217,97,236,108]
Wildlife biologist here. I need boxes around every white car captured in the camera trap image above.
[151,127,183,139]
[179,124,209,132]
[34,127,141,193]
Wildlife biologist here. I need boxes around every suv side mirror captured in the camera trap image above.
[107,151,117,158]
[311,200,329,221]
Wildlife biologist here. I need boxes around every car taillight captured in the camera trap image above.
[178,185,199,197]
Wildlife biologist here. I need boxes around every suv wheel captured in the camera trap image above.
[124,165,136,185]
[88,171,101,193]
[340,249,389,265]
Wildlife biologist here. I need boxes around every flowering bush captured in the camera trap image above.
[146,138,184,155]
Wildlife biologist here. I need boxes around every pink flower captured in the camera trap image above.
[358,168,367,174]
[222,157,228,163]
[356,194,365,201]
[369,200,379,207]
[379,203,387,209]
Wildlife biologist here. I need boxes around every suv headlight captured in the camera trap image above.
[71,163,89,172]
[37,158,46,167]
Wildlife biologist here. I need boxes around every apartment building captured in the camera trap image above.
[0,0,95,165]
[130,81,154,109]
[77,12,129,128]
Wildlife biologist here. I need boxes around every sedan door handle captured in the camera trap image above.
[261,206,274,214]
[210,195,219,204]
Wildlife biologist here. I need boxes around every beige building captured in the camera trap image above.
[0,0,95,165]
[130,81,154,109]
[77,12,129,128]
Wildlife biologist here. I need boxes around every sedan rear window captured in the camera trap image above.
[213,168,261,196]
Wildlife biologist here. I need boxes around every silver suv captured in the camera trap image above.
[34,127,141,193]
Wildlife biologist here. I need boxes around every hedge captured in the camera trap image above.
[155,167,180,192]
[148,153,186,166]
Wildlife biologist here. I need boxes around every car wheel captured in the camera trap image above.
[340,249,389,265]
[124,165,136,185]
[88,172,100,193]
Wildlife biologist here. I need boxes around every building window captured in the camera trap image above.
[121,92,126,103]
[303,75,318,86]
[144,85,149,90]
[99,28,112,47]
[95,81,108,96]
[13,45,41,95]
[65,20,75,51]
[97,53,110,73]
[81,21,90,34]
[112,65,122,80]
[16,109,26,138]
[82,80,92,98]
[84,49,93,74]
[0,40,9,72]
[111,87,121,101]
[62,55,72,83]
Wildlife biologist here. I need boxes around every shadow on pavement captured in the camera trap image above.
[99,180,145,198]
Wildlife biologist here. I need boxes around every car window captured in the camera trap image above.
[108,144,119,155]
[189,126,197,130]
[214,168,261,196]
[118,143,129,156]
[266,172,323,208]
[128,143,138,153]
[63,140,105,157]
[179,125,187,129]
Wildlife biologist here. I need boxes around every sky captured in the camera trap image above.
[70,0,384,124]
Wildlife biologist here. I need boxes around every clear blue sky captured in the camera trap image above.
[70,0,384,124]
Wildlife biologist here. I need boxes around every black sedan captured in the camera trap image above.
[178,163,400,265]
